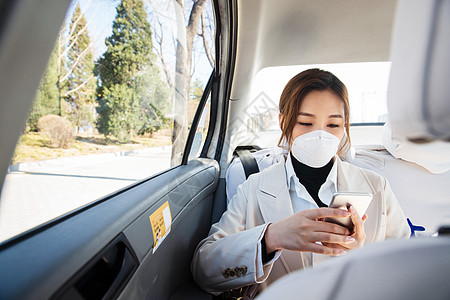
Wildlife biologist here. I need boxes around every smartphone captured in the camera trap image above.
[325,192,373,230]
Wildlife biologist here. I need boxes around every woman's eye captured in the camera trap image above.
[299,122,312,126]
[328,124,340,128]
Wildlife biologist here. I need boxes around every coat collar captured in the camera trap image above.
[257,161,294,223]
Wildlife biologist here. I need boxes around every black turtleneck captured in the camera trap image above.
[290,154,334,208]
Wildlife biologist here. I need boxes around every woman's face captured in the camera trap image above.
[288,90,345,144]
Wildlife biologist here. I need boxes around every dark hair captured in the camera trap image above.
[278,68,351,156]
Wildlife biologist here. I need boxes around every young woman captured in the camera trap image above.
[191,69,410,296]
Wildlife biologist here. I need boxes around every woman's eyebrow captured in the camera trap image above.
[298,112,343,118]
[329,114,343,118]
[298,112,314,117]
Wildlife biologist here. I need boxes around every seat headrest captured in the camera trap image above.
[387,0,450,141]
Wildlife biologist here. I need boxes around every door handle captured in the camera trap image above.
[53,234,138,300]
[102,242,137,299]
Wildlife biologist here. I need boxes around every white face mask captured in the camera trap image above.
[291,130,341,168]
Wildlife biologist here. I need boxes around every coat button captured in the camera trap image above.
[242,266,248,275]
[229,269,236,277]
[222,268,230,278]
[235,267,241,277]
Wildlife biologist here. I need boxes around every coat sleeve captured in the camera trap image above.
[383,178,411,239]
[191,179,275,294]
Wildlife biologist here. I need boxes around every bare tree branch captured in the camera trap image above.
[184,0,207,95]
[62,0,93,45]
[153,18,174,88]
[59,45,92,83]
[62,8,84,46]
[60,22,90,59]
[191,52,196,78]
[186,0,207,54]
[63,74,95,97]
[199,11,214,68]
[61,4,96,60]
[206,8,214,47]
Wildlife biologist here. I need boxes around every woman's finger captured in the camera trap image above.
[349,206,364,233]
[313,219,351,236]
[305,207,350,220]
[304,242,347,256]
[311,232,355,244]
[322,242,349,251]
[348,206,366,248]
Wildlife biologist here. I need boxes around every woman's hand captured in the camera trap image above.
[323,206,367,253]
[264,208,355,256]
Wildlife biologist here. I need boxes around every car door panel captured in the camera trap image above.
[0,158,219,300]
[120,193,216,299]
[121,158,220,299]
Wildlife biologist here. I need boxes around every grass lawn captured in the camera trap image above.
[11,132,172,165]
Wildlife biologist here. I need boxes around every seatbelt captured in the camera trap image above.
[234,147,260,179]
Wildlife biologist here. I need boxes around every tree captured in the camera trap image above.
[27,44,60,132]
[171,0,208,165]
[137,69,171,135]
[150,0,213,165]
[63,5,97,132]
[96,0,169,142]
[190,79,204,102]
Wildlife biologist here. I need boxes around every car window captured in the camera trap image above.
[0,0,214,243]
[244,62,391,148]
[188,92,211,161]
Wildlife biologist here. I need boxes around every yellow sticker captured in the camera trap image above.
[149,201,172,253]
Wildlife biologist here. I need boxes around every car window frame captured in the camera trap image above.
[0,0,220,248]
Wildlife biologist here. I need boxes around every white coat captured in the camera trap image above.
[191,156,410,294]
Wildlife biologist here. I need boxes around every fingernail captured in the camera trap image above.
[337,250,347,256]
[346,236,355,243]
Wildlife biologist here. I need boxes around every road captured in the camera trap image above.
[0,147,171,242]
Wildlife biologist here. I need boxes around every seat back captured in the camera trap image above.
[388,0,450,141]
[225,147,286,204]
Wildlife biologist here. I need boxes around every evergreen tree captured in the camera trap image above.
[96,0,168,141]
[137,69,171,135]
[64,5,96,132]
[27,44,60,132]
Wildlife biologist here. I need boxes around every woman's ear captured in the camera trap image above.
[279,113,283,128]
